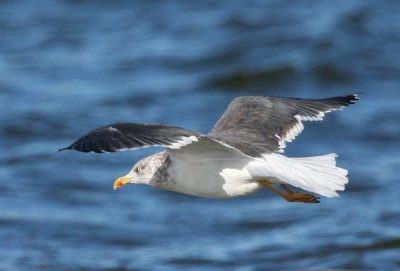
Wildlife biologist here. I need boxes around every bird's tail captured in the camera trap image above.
[248,153,349,197]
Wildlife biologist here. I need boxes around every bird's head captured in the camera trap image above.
[113,152,166,190]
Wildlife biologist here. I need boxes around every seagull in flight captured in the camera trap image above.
[60,94,358,203]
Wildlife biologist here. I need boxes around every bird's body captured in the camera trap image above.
[60,94,358,203]
[161,151,258,198]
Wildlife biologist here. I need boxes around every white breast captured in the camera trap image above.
[146,136,263,198]
[160,153,261,198]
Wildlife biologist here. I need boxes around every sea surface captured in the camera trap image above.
[1,1,399,270]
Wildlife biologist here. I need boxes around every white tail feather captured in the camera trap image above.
[247,153,348,197]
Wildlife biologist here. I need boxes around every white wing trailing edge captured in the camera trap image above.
[275,94,360,152]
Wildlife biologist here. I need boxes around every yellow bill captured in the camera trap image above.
[113,176,130,190]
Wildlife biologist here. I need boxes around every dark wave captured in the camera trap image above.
[208,66,296,88]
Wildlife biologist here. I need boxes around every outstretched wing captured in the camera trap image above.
[59,123,201,153]
[209,94,359,156]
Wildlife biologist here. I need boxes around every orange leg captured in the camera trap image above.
[259,180,320,203]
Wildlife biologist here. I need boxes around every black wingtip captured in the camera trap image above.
[351,93,361,101]
[325,93,360,106]
[58,146,72,152]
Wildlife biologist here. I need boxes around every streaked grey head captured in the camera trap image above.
[113,152,166,189]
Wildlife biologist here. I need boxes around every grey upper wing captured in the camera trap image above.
[59,123,200,153]
[209,94,359,157]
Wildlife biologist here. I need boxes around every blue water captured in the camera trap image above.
[1,1,400,270]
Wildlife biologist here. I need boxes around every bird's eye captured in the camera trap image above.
[135,166,144,173]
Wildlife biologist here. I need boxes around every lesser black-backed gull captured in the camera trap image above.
[59,94,358,203]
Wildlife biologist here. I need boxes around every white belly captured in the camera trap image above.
[161,156,262,198]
